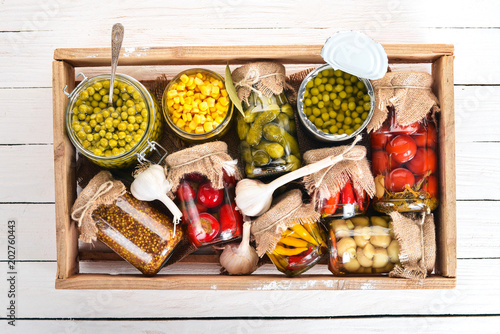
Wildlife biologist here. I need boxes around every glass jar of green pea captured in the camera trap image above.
[65,73,163,169]
[297,65,375,142]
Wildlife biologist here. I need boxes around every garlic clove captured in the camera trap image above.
[219,222,259,275]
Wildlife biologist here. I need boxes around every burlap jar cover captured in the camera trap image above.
[251,189,320,257]
[366,72,440,132]
[165,141,242,196]
[302,144,376,208]
[232,62,293,104]
[71,170,126,243]
[388,211,436,279]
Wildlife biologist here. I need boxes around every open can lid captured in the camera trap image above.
[321,31,388,80]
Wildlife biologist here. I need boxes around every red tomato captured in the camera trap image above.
[385,168,415,192]
[390,120,419,135]
[187,212,220,245]
[184,172,207,184]
[417,175,438,198]
[195,202,208,213]
[386,134,417,164]
[196,182,224,208]
[413,123,437,148]
[177,181,196,202]
[372,150,389,175]
[219,203,243,235]
[406,148,438,175]
[223,171,236,188]
[370,130,389,150]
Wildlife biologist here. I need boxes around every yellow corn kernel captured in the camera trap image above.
[217,81,224,89]
[193,114,201,125]
[200,85,211,96]
[206,115,213,122]
[180,74,189,83]
[211,86,220,96]
[209,107,217,113]
[187,77,194,86]
[184,97,193,105]
[176,119,186,128]
[184,126,193,133]
[178,91,186,97]
[167,90,178,99]
[173,117,179,123]
[194,77,204,86]
[192,108,200,114]
[200,115,206,124]
[207,97,216,108]
[195,125,204,134]
[199,101,209,111]
[188,85,197,91]
[181,113,188,121]
[196,73,204,79]
[189,120,197,130]
[172,111,181,119]
[170,84,177,90]
[204,122,214,132]
[216,103,227,112]
[221,89,228,97]
[167,99,175,107]
[211,112,219,120]
[186,90,194,96]
[184,104,193,111]
[177,83,186,91]
[174,103,180,109]
[212,80,220,88]
[215,116,224,124]
[219,96,229,106]
[186,113,192,121]
[173,97,180,104]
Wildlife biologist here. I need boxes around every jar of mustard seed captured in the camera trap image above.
[71,171,183,276]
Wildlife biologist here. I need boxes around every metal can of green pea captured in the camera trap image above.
[64,73,163,169]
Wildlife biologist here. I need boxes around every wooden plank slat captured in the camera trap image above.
[54,44,454,67]
[52,60,79,280]
[55,273,455,290]
[432,55,457,277]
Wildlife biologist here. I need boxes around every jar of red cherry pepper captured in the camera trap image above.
[165,142,244,247]
[367,72,440,213]
[302,144,375,219]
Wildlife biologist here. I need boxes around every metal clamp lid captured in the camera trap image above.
[63,72,88,99]
[136,141,168,165]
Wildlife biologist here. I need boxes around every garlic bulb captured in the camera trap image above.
[219,222,259,275]
[131,164,183,227]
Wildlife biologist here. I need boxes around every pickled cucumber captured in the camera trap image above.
[243,106,259,123]
[286,154,301,171]
[280,103,294,118]
[252,149,270,167]
[246,108,280,145]
[262,123,300,157]
[237,117,250,140]
[255,140,285,159]
[240,141,253,163]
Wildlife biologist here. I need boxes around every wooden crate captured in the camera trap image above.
[53,45,456,290]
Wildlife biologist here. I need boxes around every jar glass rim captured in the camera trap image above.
[65,73,157,162]
[162,68,233,139]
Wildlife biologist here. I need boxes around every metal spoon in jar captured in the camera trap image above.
[108,23,124,108]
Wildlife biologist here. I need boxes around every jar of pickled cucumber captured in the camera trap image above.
[65,73,163,169]
[232,62,302,179]
[326,215,400,275]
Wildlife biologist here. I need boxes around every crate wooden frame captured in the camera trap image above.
[53,45,456,290]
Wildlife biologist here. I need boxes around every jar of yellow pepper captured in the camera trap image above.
[162,69,234,143]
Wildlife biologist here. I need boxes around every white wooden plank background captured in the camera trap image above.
[0,0,499,332]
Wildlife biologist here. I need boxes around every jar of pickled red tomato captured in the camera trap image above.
[176,171,243,247]
[370,109,439,212]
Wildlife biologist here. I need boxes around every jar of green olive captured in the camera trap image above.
[65,73,163,168]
